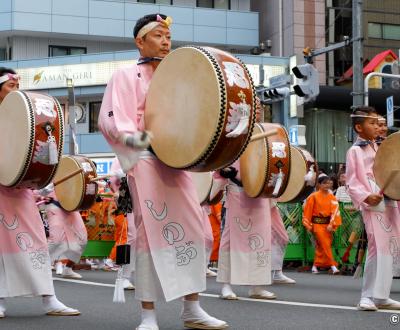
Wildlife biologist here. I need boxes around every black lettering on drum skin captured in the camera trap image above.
[108,111,113,117]
[274,160,284,169]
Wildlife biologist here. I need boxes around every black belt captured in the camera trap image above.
[312,217,330,224]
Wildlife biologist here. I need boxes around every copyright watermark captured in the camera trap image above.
[390,314,400,325]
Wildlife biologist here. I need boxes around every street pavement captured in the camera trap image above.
[2,270,400,330]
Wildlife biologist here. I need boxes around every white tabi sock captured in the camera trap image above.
[0,298,6,313]
[182,300,227,327]
[42,295,67,312]
[140,308,158,327]
[221,283,236,297]
[331,265,339,273]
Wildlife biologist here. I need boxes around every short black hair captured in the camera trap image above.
[0,67,16,91]
[318,175,332,185]
[133,14,167,38]
[351,106,378,133]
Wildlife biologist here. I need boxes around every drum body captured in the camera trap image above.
[145,46,256,172]
[54,155,98,211]
[190,172,224,205]
[373,132,400,200]
[278,146,317,203]
[190,172,213,205]
[0,91,64,189]
[240,123,291,198]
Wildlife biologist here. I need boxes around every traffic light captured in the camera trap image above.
[258,86,290,104]
[292,64,319,102]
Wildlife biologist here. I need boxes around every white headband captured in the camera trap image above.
[0,73,20,84]
[350,114,379,119]
[136,15,173,39]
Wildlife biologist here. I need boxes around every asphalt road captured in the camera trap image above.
[2,270,400,330]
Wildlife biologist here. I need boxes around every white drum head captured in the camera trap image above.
[0,91,32,186]
[191,172,213,204]
[278,146,307,203]
[240,124,268,198]
[145,47,222,168]
[54,156,84,211]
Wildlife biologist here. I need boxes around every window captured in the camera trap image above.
[383,24,400,41]
[89,102,101,133]
[368,23,382,39]
[197,0,230,9]
[0,49,6,61]
[49,46,87,57]
[137,0,172,4]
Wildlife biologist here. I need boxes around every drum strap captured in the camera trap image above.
[138,57,163,65]
[46,199,63,209]
[229,177,243,187]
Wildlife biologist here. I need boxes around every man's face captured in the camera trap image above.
[356,115,379,141]
[135,25,171,58]
[0,79,19,103]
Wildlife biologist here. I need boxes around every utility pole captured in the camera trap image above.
[352,0,364,108]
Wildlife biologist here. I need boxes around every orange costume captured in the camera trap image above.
[302,190,342,267]
[208,203,222,262]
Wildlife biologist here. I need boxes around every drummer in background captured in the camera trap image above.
[0,67,80,318]
[376,115,388,143]
[38,184,88,279]
[98,14,228,330]
[213,102,276,301]
[270,202,296,284]
[346,106,400,311]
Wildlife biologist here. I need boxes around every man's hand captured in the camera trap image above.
[122,131,153,150]
[364,194,383,206]
[327,224,333,232]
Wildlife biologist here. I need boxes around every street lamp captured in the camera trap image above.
[66,78,77,155]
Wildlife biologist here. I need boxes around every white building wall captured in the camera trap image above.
[12,36,133,60]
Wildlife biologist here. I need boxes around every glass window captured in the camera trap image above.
[0,48,6,61]
[197,0,213,8]
[368,23,382,39]
[383,24,400,41]
[49,46,87,57]
[214,0,229,9]
[137,0,155,3]
[89,102,102,133]
[137,0,172,4]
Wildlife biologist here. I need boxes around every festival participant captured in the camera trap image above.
[215,162,275,300]
[270,202,296,284]
[109,158,135,290]
[0,67,79,318]
[302,176,342,275]
[39,185,88,279]
[346,107,400,311]
[377,115,388,141]
[207,202,222,276]
[98,14,227,330]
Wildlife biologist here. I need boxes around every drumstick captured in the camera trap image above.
[89,175,112,182]
[379,169,400,195]
[53,168,83,186]
[250,129,278,142]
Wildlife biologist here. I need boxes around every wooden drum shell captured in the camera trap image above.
[278,146,317,203]
[240,123,291,198]
[0,91,64,189]
[54,155,98,211]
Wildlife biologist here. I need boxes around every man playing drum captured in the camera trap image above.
[98,14,228,330]
[0,67,80,318]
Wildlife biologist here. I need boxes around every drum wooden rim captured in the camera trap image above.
[373,132,400,200]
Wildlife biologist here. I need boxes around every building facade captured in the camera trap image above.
[0,0,290,171]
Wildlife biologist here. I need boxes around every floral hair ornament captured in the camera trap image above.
[0,73,20,84]
[136,15,173,39]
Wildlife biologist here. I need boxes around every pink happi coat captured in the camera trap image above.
[270,201,289,271]
[98,64,206,302]
[201,204,215,263]
[43,191,87,264]
[346,137,400,299]
[0,186,54,297]
[215,161,272,286]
